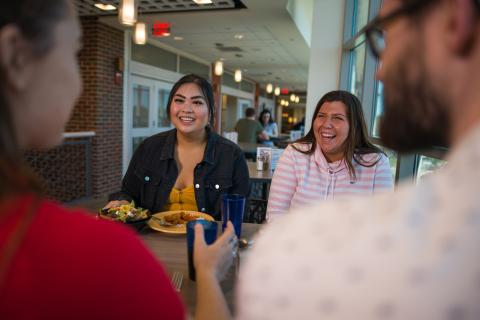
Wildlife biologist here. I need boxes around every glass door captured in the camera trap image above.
[128,76,173,160]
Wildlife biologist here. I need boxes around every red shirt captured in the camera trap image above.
[0,195,185,319]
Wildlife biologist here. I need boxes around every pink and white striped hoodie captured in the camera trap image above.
[266,143,394,220]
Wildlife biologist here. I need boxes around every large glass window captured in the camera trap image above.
[349,42,367,99]
[372,81,384,137]
[352,0,370,35]
[341,0,450,184]
[416,155,447,183]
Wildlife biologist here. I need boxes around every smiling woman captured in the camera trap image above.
[106,74,250,220]
[266,90,394,220]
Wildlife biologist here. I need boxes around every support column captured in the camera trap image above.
[305,0,345,132]
[211,65,222,133]
[254,83,260,110]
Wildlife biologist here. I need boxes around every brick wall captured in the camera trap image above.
[26,17,124,202]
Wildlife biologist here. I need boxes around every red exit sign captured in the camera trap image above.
[280,88,289,95]
[153,22,171,37]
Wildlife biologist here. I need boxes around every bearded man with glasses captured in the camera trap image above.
[236,1,480,318]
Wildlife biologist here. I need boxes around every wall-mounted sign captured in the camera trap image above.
[153,22,171,37]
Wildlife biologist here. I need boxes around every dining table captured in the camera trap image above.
[139,222,262,314]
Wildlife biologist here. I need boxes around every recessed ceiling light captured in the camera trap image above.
[94,3,116,11]
[193,0,213,4]
[234,34,244,40]
[173,36,184,41]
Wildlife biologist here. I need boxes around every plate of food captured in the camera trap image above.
[98,201,150,231]
[148,210,215,234]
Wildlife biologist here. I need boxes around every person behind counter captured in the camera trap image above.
[105,74,249,220]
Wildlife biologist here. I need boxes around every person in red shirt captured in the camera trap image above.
[0,1,235,319]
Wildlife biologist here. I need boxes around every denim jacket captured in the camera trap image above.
[109,128,250,220]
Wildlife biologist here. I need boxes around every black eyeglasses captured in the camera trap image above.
[362,0,436,58]
[364,0,480,58]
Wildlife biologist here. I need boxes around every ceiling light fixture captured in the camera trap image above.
[266,83,273,94]
[214,60,223,76]
[94,3,116,10]
[133,22,147,45]
[234,69,242,82]
[119,0,137,26]
[173,36,184,41]
[234,34,244,40]
[193,0,213,4]
[290,94,296,102]
[274,86,280,96]
[285,101,289,107]
[295,96,300,103]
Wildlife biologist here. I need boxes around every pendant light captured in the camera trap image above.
[266,83,273,94]
[119,0,137,26]
[214,60,223,76]
[274,86,280,96]
[133,22,147,45]
[234,69,242,82]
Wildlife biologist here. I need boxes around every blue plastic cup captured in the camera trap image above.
[221,194,245,238]
[186,220,218,281]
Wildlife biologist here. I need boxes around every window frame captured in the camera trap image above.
[339,0,447,186]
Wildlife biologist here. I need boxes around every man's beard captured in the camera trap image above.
[380,50,450,152]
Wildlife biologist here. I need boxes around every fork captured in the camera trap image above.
[171,271,183,292]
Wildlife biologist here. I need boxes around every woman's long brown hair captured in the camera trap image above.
[292,90,385,181]
[0,0,69,198]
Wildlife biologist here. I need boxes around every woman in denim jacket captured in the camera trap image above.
[105,74,249,220]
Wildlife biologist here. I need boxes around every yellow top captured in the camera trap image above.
[163,185,198,212]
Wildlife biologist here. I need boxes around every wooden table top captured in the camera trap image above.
[140,223,262,314]
[248,162,274,182]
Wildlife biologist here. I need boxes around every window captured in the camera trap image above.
[240,80,255,93]
[372,81,384,137]
[223,72,237,89]
[352,0,370,35]
[157,88,171,128]
[349,42,367,99]
[341,0,449,184]
[132,42,177,72]
[179,56,210,79]
[132,84,150,128]
[416,155,447,183]
[132,137,146,153]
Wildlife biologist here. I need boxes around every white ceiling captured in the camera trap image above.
[94,0,310,91]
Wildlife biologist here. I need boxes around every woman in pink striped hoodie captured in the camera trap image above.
[267,91,393,220]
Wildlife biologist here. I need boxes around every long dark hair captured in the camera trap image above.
[258,109,274,126]
[293,90,384,181]
[0,0,69,198]
[166,74,215,127]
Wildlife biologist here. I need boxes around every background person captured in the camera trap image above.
[235,107,269,144]
[266,90,393,219]
[258,109,278,138]
[106,74,249,221]
[0,2,235,319]
[237,0,480,318]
